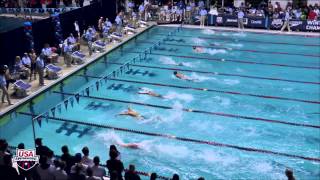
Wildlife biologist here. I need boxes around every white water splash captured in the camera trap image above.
[192,37,207,45]
[227,43,243,48]
[159,56,196,67]
[202,29,215,35]
[154,143,191,159]
[223,79,240,85]
[197,150,239,166]
[204,48,227,55]
[190,72,216,82]
[253,162,274,173]
[163,91,194,103]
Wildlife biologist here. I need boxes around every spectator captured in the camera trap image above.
[14,56,29,79]
[53,160,68,180]
[0,139,10,165]
[41,43,53,63]
[85,28,94,56]
[86,167,100,180]
[29,49,37,81]
[81,146,94,166]
[35,138,52,157]
[308,8,317,20]
[0,154,19,180]
[0,69,12,105]
[2,65,16,92]
[172,174,179,180]
[199,7,207,27]
[198,177,205,180]
[68,163,86,180]
[70,153,88,174]
[115,12,123,34]
[91,156,106,179]
[22,52,31,69]
[36,156,55,180]
[281,8,291,32]
[63,41,73,67]
[60,145,74,174]
[106,149,124,180]
[36,54,46,86]
[238,8,245,29]
[150,172,157,180]
[109,145,121,160]
[285,169,296,180]
[125,164,141,180]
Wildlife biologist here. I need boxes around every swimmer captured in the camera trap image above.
[193,46,204,53]
[173,71,196,81]
[117,106,145,120]
[118,142,140,149]
[138,88,164,98]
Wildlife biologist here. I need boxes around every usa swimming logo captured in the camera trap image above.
[13,149,39,171]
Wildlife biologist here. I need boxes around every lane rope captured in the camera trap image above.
[19,112,320,163]
[53,91,320,129]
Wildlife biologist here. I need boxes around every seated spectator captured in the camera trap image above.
[81,146,93,166]
[14,56,29,79]
[35,138,52,157]
[308,8,317,20]
[36,156,55,180]
[42,43,58,64]
[67,33,80,51]
[106,149,124,180]
[70,153,88,175]
[53,160,68,180]
[22,52,31,69]
[125,164,141,180]
[0,154,19,180]
[91,156,106,179]
[60,145,74,174]
[86,167,100,180]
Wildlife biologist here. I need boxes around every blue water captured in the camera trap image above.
[1,26,320,179]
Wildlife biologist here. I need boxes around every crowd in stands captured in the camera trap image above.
[0,138,211,180]
[0,138,298,180]
[0,0,84,8]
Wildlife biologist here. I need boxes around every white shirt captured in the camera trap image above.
[81,156,94,166]
[42,47,52,56]
[91,165,106,178]
[22,56,31,66]
[53,169,68,180]
[200,9,207,16]
[238,11,244,18]
[128,2,134,8]
[285,11,290,21]
[68,36,76,44]
[139,4,144,12]
[36,165,55,180]
[115,16,122,25]
[74,22,79,32]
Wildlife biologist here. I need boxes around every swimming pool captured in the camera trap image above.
[1,26,319,179]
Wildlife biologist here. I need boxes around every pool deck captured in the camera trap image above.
[0,22,156,116]
[0,23,319,116]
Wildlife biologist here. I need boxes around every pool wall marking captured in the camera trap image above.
[19,112,320,163]
[53,91,320,129]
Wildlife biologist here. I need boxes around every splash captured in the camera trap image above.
[227,43,243,48]
[159,56,177,65]
[204,48,227,55]
[201,29,215,35]
[192,37,207,45]
[223,79,240,85]
[190,72,216,82]
[198,150,239,166]
[253,162,273,173]
[164,91,194,103]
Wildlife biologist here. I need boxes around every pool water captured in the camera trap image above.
[1,26,320,179]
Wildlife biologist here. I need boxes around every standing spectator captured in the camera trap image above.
[109,145,121,160]
[74,21,80,38]
[2,65,16,90]
[172,174,179,180]
[68,164,86,180]
[85,28,94,56]
[36,156,56,180]
[60,145,74,175]
[199,7,207,27]
[70,153,88,175]
[29,49,37,81]
[138,3,145,21]
[124,164,141,180]
[106,149,124,180]
[0,155,19,180]
[308,8,317,20]
[150,172,157,180]
[91,156,106,179]
[0,139,10,165]
[81,146,93,166]
[238,8,245,29]
[0,69,12,105]
[53,160,68,180]
[281,8,291,32]
[115,12,123,34]
[86,167,100,180]
[36,54,46,86]
[35,138,52,157]
[285,169,296,180]
[63,41,73,67]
